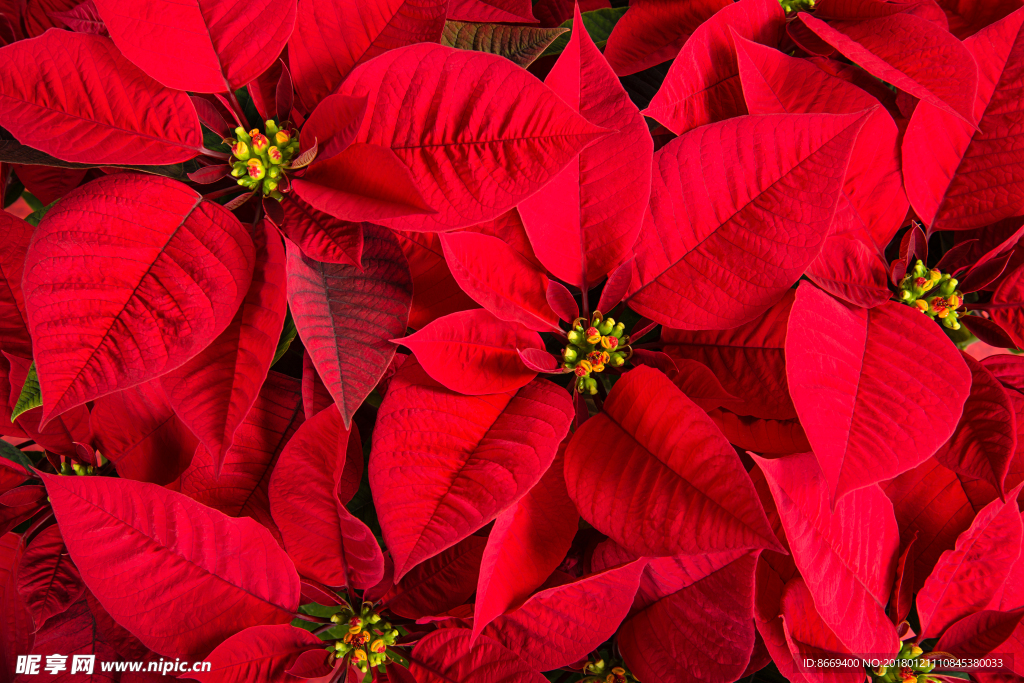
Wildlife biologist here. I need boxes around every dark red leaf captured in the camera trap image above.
[17,524,84,630]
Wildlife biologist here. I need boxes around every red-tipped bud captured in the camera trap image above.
[231,140,251,160]
[246,158,265,180]
[370,639,386,654]
[268,146,283,163]
[251,131,269,153]
[275,130,291,145]
[600,335,619,350]
[586,327,601,344]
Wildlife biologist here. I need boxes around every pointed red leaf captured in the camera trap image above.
[904,8,1024,231]
[517,348,563,374]
[394,310,542,396]
[370,358,573,580]
[300,94,367,163]
[473,446,578,635]
[917,484,1024,639]
[626,111,868,329]
[643,0,784,135]
[754,452,901,654]
[17,524,84,630]
[5,352,91,458]
[0,31,202,164]
[564,365,782,557]
[780,577,868,683]
[270,405,384,589]
[397,231,479,330]
[274,193,364,267]
[24,173,255,423]
[0,211,33,359]
[13,165,87,207]
[20,599,120,682]
[335,43,608,231]
[545,281,579,323]
[189,625,323,683]
[805,232,894,308]
[0,533,33,679]
[518,5,652,290]
[410,629,549,683]
[160,221,287,473]
[383,536,487,619]
[596,259,633,313]
[286,225,412,428]
[93,0,296,93]
[289,0,447,112]
[786,284,972,501]
[301,350,334,420]
[51,0,108,36]
[447,0,536,23]
[936,609,1024,657]
[890,533,917,625]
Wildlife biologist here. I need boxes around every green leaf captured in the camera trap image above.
[0,440,36,477]
[542,6,628,57]
[442,21,569,67]
[272,309,297,367]
[25,199,59,227]
[11,361,41,422]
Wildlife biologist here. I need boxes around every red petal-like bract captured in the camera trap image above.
[397,232,479,330]
[335,43,607,231]
[383,535,487,619]
[0,31,202,165]
[275,194,364,267]
[270,405,384,589]
[447,0,535,23]
[643,0,785,135]
[411,628,549,683]
[93,0,296,93]
[780,576,865,683]
[370,358,573,581]
[518,5,652,290]
[786,284,972,501]
[473,446,578,636]
[286,225,411,427]
[626,111,868,330]
[20,599,120,682]
[189,625,323,683]
[0,533,33,679]
[4,352,91,457]
[565,365,782,556]
[394,309,542,396]
[755,452,900,655]
[916,484,1024,639]
[0,211,34,359]
[41,473,300,657]
[289,0,447,112]
[160,222,287,473]
[17,525,85,630]
[904,7,1024,231]
[23,174,255,423]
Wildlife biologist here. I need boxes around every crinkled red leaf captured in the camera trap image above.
[787,284,972,501]
[93,0,296,93]
[805,231,894,308]
[754,452,900,654]
[564,365,782,557]
[160,221,286,474]
[189,624,323,683]
[289,0,447,112]
[21,599,119,682]
[410,628,549,683]
[270,405,384,589]
[335,43,607,231]
[286,225,411,428]
[370,358,573,580]
[24,173,255,423]
[940,0,1022,38]
[643,0,784,135]
[274,192,364,268]
[448,0,535,23]
[0,211,33,359]
[904,8,1024,231]
[0,31,202,164]
[383,536,487,619]
[0,533,33,677]
[626,111,868,330]
[780,577,866,683]
[394,310,542,396]
[936,608,1024,657]
[41,473,300,657]
[518,5,652,290]
[16,524,84,631]
[917,483,1024,639]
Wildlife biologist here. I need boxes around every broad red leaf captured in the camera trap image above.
[936,609,1024,657]
[383,536,487,619]
[335,43,607,231]
[410,629,549,683]
[274,193,364,267]
[662,290,796,420]
[160,221,287,472]
[41,473,300,657]
[188,625,323,683]
[786,284,972,501]
[483,560,646,671]
[52,0,109,36]
[0,533,33,679]
[178,371,304,545]
[796,12,978,125]
[370,358,573,580]
[904,8,1024,231]
[643,0,785,135]
[940,0,1022,38]
[17,524,85,630]
[518,5,652,290]
[286,225,411,427]
[780,577,867,683]
[289,0,447,112]
[270,405,384,589]
[394,310,542,396]
[0,31,202,164]
[754,452,900,654]
[618,552,760,683]
[300,93,367,162]
[396,231,479,330]
[603,0,732,76]
[564,365,782,557]
[0,211,33,359]
[935,353,1016,495]
[93,0,297,93]
[916,484,1024,638]
[448,0,535,23]
[805,231,894,308]
[441,231,561,333]
[13,165,87,206]
[24,174,255,423]
[626,111,868,330]
[473,446,578,635]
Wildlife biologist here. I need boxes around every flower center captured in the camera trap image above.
[580,658,636,683]
[227,121,300,200]
[563,312,632,395]
[867,642,938,683]
[328,603,399,673]
[897,260,963,330]
[779,0,815,12]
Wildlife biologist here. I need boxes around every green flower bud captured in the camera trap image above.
[584,377,598,395]
[598,318,614,335]
[567,330,583,345]
[563,347,578,362]
[265,120,280,136]
[234,127,251,142]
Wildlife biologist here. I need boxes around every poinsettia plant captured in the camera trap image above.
[3,0,1024,680]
